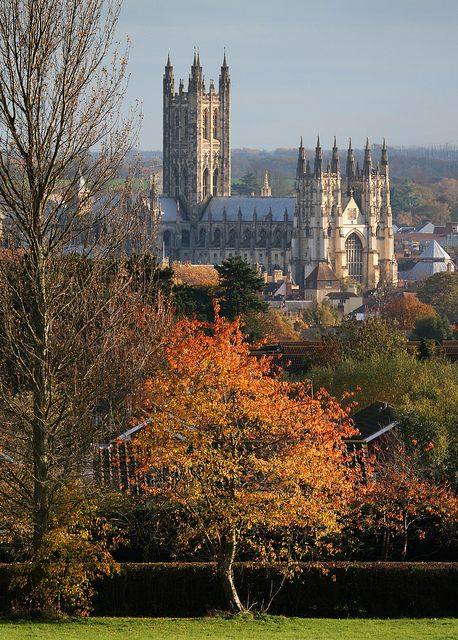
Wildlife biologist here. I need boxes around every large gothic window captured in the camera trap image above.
[202,168,210,198]
[181,229,190,248]
[213,109,218,139]
[174,168,179,196]
[199,227,206,247]
[345,233,363,282]
[213,227,222,247]
[212,168,219,196]
[163,230,172,247]
[258,228,267,248]
[202,109,209,139]
[242,228,251,248]
[229,228,237,246]
[184,112,188,138]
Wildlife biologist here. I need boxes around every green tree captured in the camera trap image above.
[231,172,259,196]
[309,351,458,487]
[215,257,268,320]
[417,272,458,321]
[414,315,452,342]
[303,301,341,328]
[173,283,215,322]
[323,317,407,364]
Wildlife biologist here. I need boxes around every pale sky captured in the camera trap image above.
[117,0,458,150]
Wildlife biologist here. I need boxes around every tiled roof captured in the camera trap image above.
[304,262,340,287]
[202,196,295,222]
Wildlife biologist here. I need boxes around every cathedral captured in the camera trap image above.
[155,53,397,290]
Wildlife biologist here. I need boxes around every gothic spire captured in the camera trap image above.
[163,51,174,94]
[190,47,203,90]
[314,135,322,177]
[219,48,230,88]
[296,137,306,177]
[331,136,340,173]
[260,170,272,197]
[364,138,372,177]
[381,138,389,176]
[346,138,355,194]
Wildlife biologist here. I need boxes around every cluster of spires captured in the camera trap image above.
[297,136,389,180]
[164,48,229,94]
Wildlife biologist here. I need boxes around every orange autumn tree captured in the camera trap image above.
[134,305,360,612]
[382,294,437,331]
[360,438,458,560]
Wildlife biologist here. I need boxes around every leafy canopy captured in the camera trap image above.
[134,306,360,610]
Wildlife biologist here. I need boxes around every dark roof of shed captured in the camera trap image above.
[348,401,397,443]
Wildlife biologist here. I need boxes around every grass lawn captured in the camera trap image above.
[0,617,457,640]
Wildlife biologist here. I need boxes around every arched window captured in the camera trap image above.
[163,230,172,247]
[213,109,218,139]
[229,228,237,246]
[174,168,179,196]
[213,227,222,247]
[202,168,210,198]
[175,113,180,135]
[202,109,209,139]
[258,228,267,248]
[242,228,251,247]
[184,112,188,138]
[199,227,206,247]
[274,228,282,247]
[181,229,190,248]
[212,168,218,196]
[345,233,363,282]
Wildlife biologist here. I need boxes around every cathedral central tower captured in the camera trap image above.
[162,51,231,212]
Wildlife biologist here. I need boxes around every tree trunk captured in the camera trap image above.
[31,249,51,554]
[402,515,409,561]
[218,530,244,613]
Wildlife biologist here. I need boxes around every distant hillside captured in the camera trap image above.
[127,147,458,225]
[130,145,458,191]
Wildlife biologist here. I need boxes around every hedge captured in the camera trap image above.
[0,562,457,617]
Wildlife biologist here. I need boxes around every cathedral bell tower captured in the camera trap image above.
[162,51,231,217]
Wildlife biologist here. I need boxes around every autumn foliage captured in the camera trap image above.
[382,294,437,330]
[134,305,360,611]
[359,438,458,560]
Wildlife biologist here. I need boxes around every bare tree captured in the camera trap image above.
[0,0,170,560]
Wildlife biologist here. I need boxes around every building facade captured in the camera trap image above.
[292,137,397,288]
[156,53,397,290]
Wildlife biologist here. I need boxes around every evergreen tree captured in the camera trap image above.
[215,257,268,319]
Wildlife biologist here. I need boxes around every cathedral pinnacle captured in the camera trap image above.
[346,138,355,193]
[314,135,322,177]
[296,137,306,177]
[261,170,272,197]
[364,138,372,177]
[331,136,340,173]
[381,138,389,176]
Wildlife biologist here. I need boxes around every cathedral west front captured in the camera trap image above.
[154,53,397,290]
